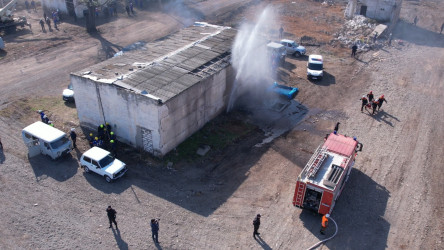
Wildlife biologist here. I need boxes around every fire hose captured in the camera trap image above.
[306,217,338,250]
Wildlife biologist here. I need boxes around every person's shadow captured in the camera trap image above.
[254,235,272,250]
[112,228,128,250]
[154,241,163,250]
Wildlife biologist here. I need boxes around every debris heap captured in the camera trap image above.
[333,15,378,50]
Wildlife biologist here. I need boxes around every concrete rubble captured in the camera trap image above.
[333,15,380,51]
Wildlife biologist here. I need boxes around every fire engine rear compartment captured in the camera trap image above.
[293,133,359,214]
[303,187,322,212]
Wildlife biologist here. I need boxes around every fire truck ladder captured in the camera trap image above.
[306,146,328,178]
[294,181,306,207]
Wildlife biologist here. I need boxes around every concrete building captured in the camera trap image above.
[345,0,402,23]
[71,24,236,156]
[41,0,104,18]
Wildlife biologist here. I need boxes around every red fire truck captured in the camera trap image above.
[293,132,362,214]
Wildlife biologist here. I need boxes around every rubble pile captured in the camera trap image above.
[333,15,378,50]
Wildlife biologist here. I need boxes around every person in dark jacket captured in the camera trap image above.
[351,44,357,57]
[106,206,118,229]
[360,95,368,112]
[150,219,159,243]
[372,100,379,115]
[367,91,374,102]
[253,214,261,238]
[377,95,387,111]
[70,128,77,148]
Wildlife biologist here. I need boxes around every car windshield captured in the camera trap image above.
[50,136,69,149]
[99,155,115,168]
[290,42,298,47]
[308,63,323,71]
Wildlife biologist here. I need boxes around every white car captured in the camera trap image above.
[62,83,74,102]
[80,147,127,183]
[307,54,324,80]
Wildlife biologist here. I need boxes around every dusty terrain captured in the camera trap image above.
[1,0,444,249]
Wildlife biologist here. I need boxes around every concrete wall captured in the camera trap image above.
[41,0,68,13]
[71,64,234,156]
[346,0,401,22]
[71,75,161,154]
[159,66,234,155]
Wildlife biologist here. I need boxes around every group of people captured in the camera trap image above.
[38,110,54,126]
[88,123,118,156]
[39,10,61,32]
[106,206,160,244]
[360,91,387,115]
[24,0,37,11]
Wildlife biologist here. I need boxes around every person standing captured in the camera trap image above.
[125,5,130,16]
[253,214,261,238]
[279,26,284,39]
[98,124,105,139]
[367,91,374,102]
[414,16,418,26]
[377,95,387,111]
[150,219,159,243]
[373,32,378,43]
[88,133,94,148]
[39,110,46,121]
[360,95,368,112]
[351,44,357,57]
[110,140,117,157]
[31,0,36,11]
[130,2,134,15]
[25,0,30,10]
[388,33,393,46]
[70,128,77,148]
[106,206,118,229]
[440,22,444,34]
[45,17,52,31]
[371,100,379,115]
[320,214,329,235]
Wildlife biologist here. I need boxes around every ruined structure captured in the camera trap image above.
[345,0,402,23]
[71,24,236,156]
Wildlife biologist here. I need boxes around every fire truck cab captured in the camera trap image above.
[293,132,362,214]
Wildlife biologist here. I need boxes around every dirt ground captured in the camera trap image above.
[1,0,444,249]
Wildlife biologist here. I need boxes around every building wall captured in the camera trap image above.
[71,75,161,154]
[346,0,401,22]
[159,66,234,155]
[71,64,234,156]
[41,0,68,13]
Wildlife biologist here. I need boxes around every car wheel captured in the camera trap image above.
[105,175,112,183]
[294,52,301,57]
[84,166,90,173]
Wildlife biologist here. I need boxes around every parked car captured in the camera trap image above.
[62,83,74,102]
[22,121,73,159]
[280,39,306,57]
[80,147,127,183]
[307,54,324,80]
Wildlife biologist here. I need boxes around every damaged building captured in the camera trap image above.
[71,23,236,156]
[345,0,403,23]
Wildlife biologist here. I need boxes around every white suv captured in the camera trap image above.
[80,147,127,183]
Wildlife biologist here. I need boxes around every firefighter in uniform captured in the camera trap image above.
[360,95,368,112]
[320,214,329,235]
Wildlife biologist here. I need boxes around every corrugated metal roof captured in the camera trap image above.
[323,133,358,157]
[73,24,235,103]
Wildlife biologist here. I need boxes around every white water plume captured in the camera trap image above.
[227,6,277,112]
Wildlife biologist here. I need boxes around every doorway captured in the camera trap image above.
[360,5,367,16]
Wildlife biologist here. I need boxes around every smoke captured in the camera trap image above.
[227,6,277,112]
[162,0,205,27]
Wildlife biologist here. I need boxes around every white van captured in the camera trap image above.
[22,121,73,160]
[307,54,324,80]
